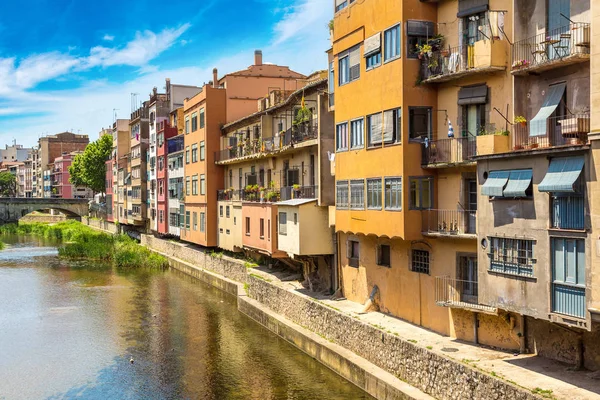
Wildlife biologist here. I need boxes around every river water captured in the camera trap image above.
[0,236,373,400]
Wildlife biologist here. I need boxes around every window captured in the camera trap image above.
[409,107,432,140]
[551,177,584,230]
[489,237,535,277]
[200,174,205,195]
[159,180,164,196]
[552,238,586,318]
[350,118,364,149]
[385,177,402,210]
[226,229,230,235]
[200,212,205,232]
[179,205,185,227]
[193,212,197,230]
[185,177,190,196]
[191,112,198,131]
[199,108,205,129]
[409,177,433,210]
[367,113,382,147]
[367,178,382,209]
[406,21,435,59]
[185,147,190,164]
[336,181,349,209]
[335,0,347,12]
[411,249,429,274]
[377,244,391,267]
[384,24,401,62]
[192,175,198,195]
[245,217,251,235]
[350,180,365,210]
[169,212,178,227]
[158,157,164,171]
[364,32,382,70]
[185,211,190,229]
[200,141,205,161]
[347,239,359,267]
[185,117,190,134]
[329,62,335,107]
[294,213,297,224]
[220,205,223,217]
[366,53,381,69]
[192,143,198,162]
[338,45,360,85]
[384,108,401,144]
[336,122,348,151]
[260,218,265,238]
[279,212,287,235]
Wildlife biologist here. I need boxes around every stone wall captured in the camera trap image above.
[141,234,248,284]
[247,275,540,400]
[81,217,119,234]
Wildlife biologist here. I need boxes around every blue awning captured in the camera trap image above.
[529,83,566,137]
[481,171,510,197]
[538,156,584,192]
[503,169,533,197]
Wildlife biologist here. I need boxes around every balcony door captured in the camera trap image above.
[466,179,477,233]
[458,255,478,304]
[547,0,570,60]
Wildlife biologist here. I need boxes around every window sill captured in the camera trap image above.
[367,207,382,211]
[384,55,401,65]
[547,228,588,234]
[350,207,365,211]
[384,141,402,148]
[336,148,348,153]
[366,64,381,72]
[350,146,364,151]
[487,269,537,281]
[377,263,391,268]
[336,207,349,210]
[384,208,402,212]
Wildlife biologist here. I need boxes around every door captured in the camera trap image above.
[547,0,570,60]
[458,255,478,304]
[467,179,477,233]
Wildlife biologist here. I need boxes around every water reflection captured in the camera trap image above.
[0,237,372,400]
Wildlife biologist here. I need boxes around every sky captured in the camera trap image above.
[0,0,332,147]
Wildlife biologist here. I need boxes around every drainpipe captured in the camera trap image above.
[474,313,479,345]
[331,227,338,293]
[519,315,527,354]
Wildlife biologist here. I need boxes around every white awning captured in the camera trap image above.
[529,83,566,137]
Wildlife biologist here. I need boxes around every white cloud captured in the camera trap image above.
[14,52,79,89]
[103,34,115,41]
[272,0,328,45]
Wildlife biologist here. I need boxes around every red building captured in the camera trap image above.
[155,120,178,234]
[105,157,114,222]
[51,152,93,199]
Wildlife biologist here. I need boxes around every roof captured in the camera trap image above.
[223,78,327,131]
[276,198,317,206]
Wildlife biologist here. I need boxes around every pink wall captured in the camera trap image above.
[241,203,285,257]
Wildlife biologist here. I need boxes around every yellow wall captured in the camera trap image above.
[278,203,333,256]
[217,200,243,252]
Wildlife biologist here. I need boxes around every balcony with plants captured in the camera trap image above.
[512,112,590,151]
[421,208,477,239]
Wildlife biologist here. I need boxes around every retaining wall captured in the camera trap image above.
[81,217,119,234]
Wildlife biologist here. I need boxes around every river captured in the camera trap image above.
[0,236,373,400]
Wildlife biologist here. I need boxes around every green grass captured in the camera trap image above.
[0,241,5,250]
[532,388,554,398]
[0,221,168,270]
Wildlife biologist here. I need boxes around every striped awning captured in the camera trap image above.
[529,83,566,137]
[503,169,533,198]
[481,171,510,197]
[539,156,584,193]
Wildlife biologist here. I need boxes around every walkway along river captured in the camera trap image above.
[0,235,373,399]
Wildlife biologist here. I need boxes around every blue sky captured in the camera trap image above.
[0,0,331,147]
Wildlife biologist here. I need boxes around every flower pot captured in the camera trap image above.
[529,143,539,149]
[519,121,526,127]
[441,50,449,57]
[418,54,423,60]
[514,145,524,150]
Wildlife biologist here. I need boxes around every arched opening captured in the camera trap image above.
[19,208,81,224]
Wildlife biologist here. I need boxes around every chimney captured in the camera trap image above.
[213,68,218,88]
[254,50,263,66]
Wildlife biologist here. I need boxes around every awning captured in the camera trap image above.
[364,33,381,57]
[503,169,533,197]
[407,21,435,37]
[457,0,489,17]
[481,171,510,197]
[529,83,566,137]
[539,156,584,192]
[458,85,488,105]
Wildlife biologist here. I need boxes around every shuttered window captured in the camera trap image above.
[367,112,383,146]
[336,122,348,151]
[350,118,364,149]
[365,33,381,70]
[338,45,360,85]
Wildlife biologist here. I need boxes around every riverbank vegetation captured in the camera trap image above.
[0,220,167,269]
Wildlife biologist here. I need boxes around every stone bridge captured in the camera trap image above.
[0,198,89,224]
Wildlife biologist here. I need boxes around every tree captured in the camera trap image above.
[0,172,17,197]
[69,134,112,196]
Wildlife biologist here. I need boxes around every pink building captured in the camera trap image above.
[51,152,93,199]
[105,158,114,222]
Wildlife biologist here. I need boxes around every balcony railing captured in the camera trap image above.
[280,185,317,201]
[217,189,243,201]
[421,209,477,237]
[420,42,505,83]
[551,195,585,230]
[241,188,280,203]
[512,22,590,75]
[552,283,586,319]
[435,276,496,313]
[513,113,590,150]
[421,137,476,167]
[215,123,318,163]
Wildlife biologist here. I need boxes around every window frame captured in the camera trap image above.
[409,176,433,210]
[191,143,198,163]
[200,174,205,195]
[366,178,382,210]
[350,179,365,210]
[350,117,364,149]
[384,176,402,211]
[336,122,349,152]
[279,212,287,235]
[408,106,432,141]
[347,239,360,268]
[377,244,391,267]
[200,141,205,161]
[489,237,535,277]
[384,108,402,145]
[366,52,381,70]
[367,112,383,148]
[384,24,401,63]
[191,112,198,132]
[199,108,205,129]
[200,212,205,232]
[336,180,349,209]
[411,249,430,274]
[245,217,251,235]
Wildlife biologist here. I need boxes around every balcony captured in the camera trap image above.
[421,137,476,167]
[420,41,506,84]
[512,23,590,76]
[513,113,590,151]
[279,185,317,201]
[435,276,496,314]
[215,123,318,164]
[421,209,477,238]
[217,189,244,201]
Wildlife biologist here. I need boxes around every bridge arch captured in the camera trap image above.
[0,198,89,224]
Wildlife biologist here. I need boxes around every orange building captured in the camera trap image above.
[181,51,306,247]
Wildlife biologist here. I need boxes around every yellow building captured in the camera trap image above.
[332,0,516,348]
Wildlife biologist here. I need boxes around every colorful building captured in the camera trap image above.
[181,50,306,248]
[49,152,93,199]
[127,103,150,226]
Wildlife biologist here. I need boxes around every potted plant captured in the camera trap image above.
[416,43,433,59]
[514,116,527,127]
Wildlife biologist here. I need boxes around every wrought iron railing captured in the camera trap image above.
[511,22,590,73]
[421,137,476,166]
[421,209,477,236]
[217,189,243,201]
[280,185,318,201]
[513,113,590,150]
[435,276,495,313]
[420,43,495,81]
